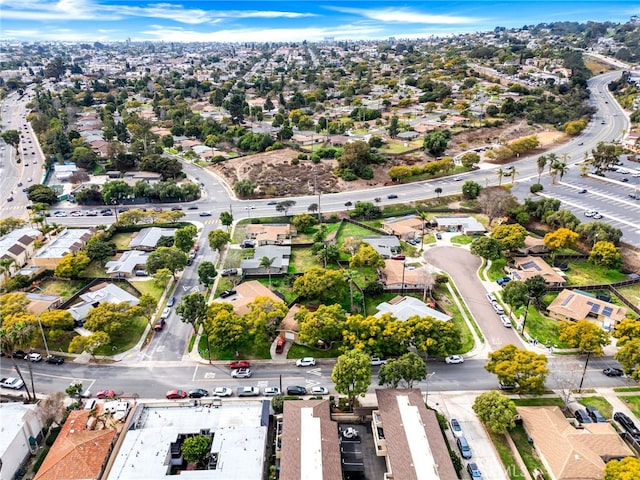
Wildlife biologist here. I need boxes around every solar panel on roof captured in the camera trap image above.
[561,294,574,306]
[602,306,613,316]
[586,301,600,314]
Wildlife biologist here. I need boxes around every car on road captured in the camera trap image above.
[602,367,624,377]
[231,368,252,378]
[45,355,65,365]
[70,210,83,217]
[12,350,27,359]
[187,205,199,210]
[160,307,171,319]
[296,357,316,367]
[491,302,505,315]
[586,406,606,423]
[154,318,166,331]
[391,254,406,260]
[287,386,307,396]
[445,355,464,364]
[387,194,398,199]
[578,188,587,194]
[370,357,387,366]
[166,389,188,399]
[199,211,212,217]
[267,200,278,205]
[212,387,233,397]
[467,462,482,478]
[85,210,98,216]
[264,387,281,396]
[167,296,176,307]
[456,436,472,459]
[310,386,329,395]
[187,389,209,398]
[237,386,260,397]
[102,210,113,216]
[584,210,598,217]
[27,352,42,362]
[450,418,463,437]
[578,142,584,146]
[453,176,462,181]
[96,390,116,399]
[435,233,442,240]
[499,315,512,328]
[592,213,603,219]
[0,377,25,389]
[229,360,251,369]
[53,211,67,217]
[220,289,236,298]
[221,268,238,276]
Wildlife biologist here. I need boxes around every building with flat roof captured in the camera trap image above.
[32,228,94,269]
[278,400,341,480]
[373,389,457,480]
[0,403,43,480]
[106,400,269,480]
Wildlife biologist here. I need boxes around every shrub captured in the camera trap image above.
[291,158,300,166]
[297,153,308,160]
[33,447,50,473]
[530,183,543,193]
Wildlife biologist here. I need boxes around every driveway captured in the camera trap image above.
[424,245,524,352]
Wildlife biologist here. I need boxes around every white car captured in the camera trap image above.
[27,352,42,362]
[371,357,387,366]
[70,210,83,217]
[445,355,464,364]
[0,377,25,389]
[213,387,233,397]
[500,315,512,328]
[296,357,316,367]
[264,387,281,396]
[160,307,171,319]
[491,302,505,315]
[231,368,252,378]
[54,211,67,217]
[584,210,597,218]
[310,386,329,395]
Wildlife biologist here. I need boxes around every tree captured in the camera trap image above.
[137,294,158,327]
[84,301,134,335]
[0,217,26,236]
[461,180,482,200]
[275,200,296,216]
[472,391,518,434]
[54,251,91,279]
[576,222,622,246]
[259,256,276,288]
[176,292,208,328]
[549,161,568,184]
[477,187,517,225]
[233,180,256,197]
[387,115,400,138]
[559,320,609,355]
[86,238,116,263]
[350,201,381,219]
[204,303,247,353]
[153,268,172,288]
[297,304,347,349]
[544,209,580,231]
[589,241,621,269]
[524,275,547,307]
[406,316,462,356]
[219,211,233,228]
[208,229,231,253]
[485,344,549,394]
[243,296,289,342]
[174,225,197,253]
[604,457,640,480]
[1,130,20,150]
[181,434,212,465]
[434,187,442,198]
[423,130,449,156]
[292,213,317,233]
[349,243,385,269]
[146,246,188,280]
[331,349,372,408]
[378,352,427,389]
[460,152,480,168]
[470,236,503,260]
[337,140,372,177]
[544,228,579,258]
[197,261,217,288]
[293,267,347,303]
[38,309,73,330]
[490,224,527,252]
[502,281,529,310]
[27,185,58,204]
[342,313,408,357]
[68,331,110,359]
[615,338,640,381]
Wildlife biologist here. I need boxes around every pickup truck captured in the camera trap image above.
[237,386,260,397]
[370,357,387,366]
[0,377,25,389]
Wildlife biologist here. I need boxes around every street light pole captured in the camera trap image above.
[521,296,532,337]
[37,316,50,357]
[578,351,592,393]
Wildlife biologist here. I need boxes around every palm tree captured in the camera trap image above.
[496,168,504,186]
[0,258,15,293]
[546,153,558,174]
[510,168,519,185]
[259,256,276,288]
[0,322,35,401]
[550,161,568,184]
[536,155,547,183]
[416,210,429,249]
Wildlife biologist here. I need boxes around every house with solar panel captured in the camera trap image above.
[511,256,566,286]
[547,289,628,331]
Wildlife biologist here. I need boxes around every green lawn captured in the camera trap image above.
[94,316,147,355]
[617,283,640,303]
[232,225,247,244]
[514,303,569,349]
[579,396,613,419]
[364,292,396,317]
[433,285,475,353]
[512,397,564,407]
[110,232,134,250]
[487,258,507,281]
[290,247,321,272]
[256,278,298,304]
[39,279,86,300]
[450,235,473,245]
[614,387,640,393]
[287,343,342,359]
[129,279,164,301]
[199,331,272,360]
[488,431,525,480]
[84,260,107,278]
[335,222,379,243]
[509,426,550,479]
[223,248,245,269]
[564,259,627,285]
[619,396,640,418]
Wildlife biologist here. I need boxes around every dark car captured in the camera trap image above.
[267,200,278,205]
[614,412,640,437]
[387,194,398,199]
[187,205,199,210]
[12,350,27,359]
[574,409,592,424]
[435,233,443,240]
[287,386,307,396]
[167,296,176,307]
[603,367,624,377]
[220,289,236,298]
[45,355,65,365]
[154,318,166,331]
[467,462,482,478]
[578,188,587,194]
[188,389,209,398]
[586,406,606,423]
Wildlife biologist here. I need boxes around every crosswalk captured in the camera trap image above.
[202,219,221,225]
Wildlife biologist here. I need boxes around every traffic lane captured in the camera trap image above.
[424,246,524,350]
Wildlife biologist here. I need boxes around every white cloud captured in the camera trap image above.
[1,0,119,20]
[329,6,481,24]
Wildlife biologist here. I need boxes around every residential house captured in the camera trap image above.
[53,163,78,182]
[378,260,432,290]
[34,408,118,480]
[240,245,291,275]
[25,292,63,315]
[278,400,341,480]
[375,296,451,322]
[33,228,94,269]
[0,227,41,282]
[434,216,486,236]
[381,216,424,241]
[245,224,296,246]
[129,227,177,251]
[122,171,163,185]
[278,304,301,343]
[216,280,284,317]
[516,236,549,255]
[67,282,140,322]
[362,236,401,258]
[510,256,566,286]
[547,289,628,330]
[104,250,149,278]
[0,403,44,480]
[373,389,458,480]
[516,406,634,480]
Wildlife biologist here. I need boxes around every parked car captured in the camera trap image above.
[231,368,252,378]
[499,315,512,328]
[467,462,482,479]
[187,205,199,210]
[96,390,116,399]
[287,386,307,396]
[391,254,405,260]
[229,360,250,369]
[603,367,623,377]
[264,387,281,396]
[370,357,387,366]
[310,386,329,395]
[166,389,188,399]
[45,355,65,365]
[574,409,592,424]
[220,289,236,298]
[199,211,212,217]
[70,210,83,217]
[584,210,598,217]
[496,276,511,286]
[267,200,278,205]
[0,377,25,389]
[296,357,316,367]
[12,350,27,359]
[614,412,640,437]
[450,418,463,437]
[167,296,175,307]
[578,188,587,194]
[237,386,260,397]
[221,268,238,276]
[485,293,497,303]
[586,406,606,423]
[27,352,42,362]
[445,355,464,364]
[387,194,398,199]
[160,307,171,319]
[154,318,166,331]
[212,387,233,397]
[187,389,209,398]
[435,233,442,240]
[491,302,505,315]
[456,436,472,459]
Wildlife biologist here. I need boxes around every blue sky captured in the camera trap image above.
[1,1,638,43]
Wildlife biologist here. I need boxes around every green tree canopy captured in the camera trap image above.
[297,304,347,349]
[197,261,217,288]
[174,225,197,253]
[146,246,188,279]
[208,229,231,252]
[485,344,549,394]
[181,434,212,464]
[589,241,621,269]
[176,292,208,328]
[349,243,385,269]
[472,391,518,434]
[490,224,527,251]
[502,281,529,310]
[54,251,91,279]
[293,267,348,303]
[378,352,427,389]
[26,184,58,204]
[331,349,372,408]
[204,302,247,353]
[470,236,503,260]
[559,320,610,355]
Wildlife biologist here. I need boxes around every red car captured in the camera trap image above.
[96,390,116,399]
[166,389,187,399]
[229,360,250,369]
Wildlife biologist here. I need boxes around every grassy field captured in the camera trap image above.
[450,235,474,245]
[255,278,298,304]
[487,258,507,281]
[509,426,550,479]
[84,260,107,278]
[512,397,564,407]
[335,222,379,243]
[579,396,613,419]
[617,283,640,304]
[129,279,164,301]
[94,316,147,355]
[290,247,320,272]
[38,279,86,299]
[620,396,640,418]
[110,232,134,250]
[564,259,627,285]
[614,387,640,393]
[199,330,272,360]
[488,431,525,480]
[434,286,475,353]
[222,248,245,269]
